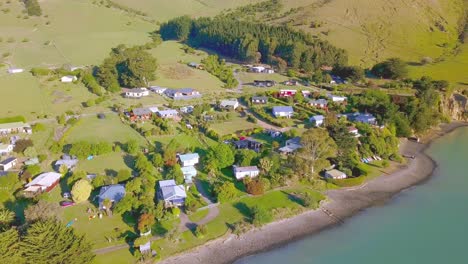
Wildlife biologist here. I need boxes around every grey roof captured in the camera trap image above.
[309,99,328,105]
[0,157,16,165]
[157,109,178,116]
[165,88,194,95]
[220,99,238,107]
[287,137,301,145]
[310,115,324,121]
[127,88,147,93]
[55,159,78,167]
[98,184,125,204]
[326,169,346,178]
[272,106,294,113]
[159,179,176,188]
[178,153,199,163]
[159,180,186,200]
[132,107,152,116]
[252,96,268,101]
[0,122,30,130]
[234,166,259,173]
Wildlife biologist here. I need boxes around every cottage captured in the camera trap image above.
[251,96,268,104]
[266,129,282,138]
[278,89,297,97]
[157,109,179,119]
[309,115,325,127]
[250,66,266,73]
[0,157,17,171]
[7,68,24,74]
[54,157,78,171]
[309,99,328,109]
[253,80,275,87]
[348,113,377,125]
[219,99,239,110]
[330,75,346,85]
[158,180,187,208]
[188,62,204,70]
[60,75,77,83]
[147,106,159,113]
[0,122,32,135]
[232,138,262,152]
[279,137,302,154]
[24,172,61,194]
[181,166,197,184]
[125,88,150,98]
[284,80,299,86]
[272,106,294,118]
[130,107,152,121]
[97,184,126,210]
[180,106,194,114]
[233,165,260,180]
[164,88,201,100]
[324,169,347,179]
[149,86,167,94]
[328,94,347,103]
[178,153,199,167]
[0,144,13,155]
[348,126,360,137]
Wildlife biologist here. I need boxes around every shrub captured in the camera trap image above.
[245,179,264,195]
[251,205,272,227]
[194,224,207,238]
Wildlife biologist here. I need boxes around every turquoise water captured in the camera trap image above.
[237,127,468,264]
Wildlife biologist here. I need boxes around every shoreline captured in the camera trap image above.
[159,122,468,264]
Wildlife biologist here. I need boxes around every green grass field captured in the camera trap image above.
[209,112,259,135]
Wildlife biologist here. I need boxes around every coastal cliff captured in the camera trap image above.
[441,92,468,121]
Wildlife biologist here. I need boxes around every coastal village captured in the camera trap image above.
[0,1,467,264]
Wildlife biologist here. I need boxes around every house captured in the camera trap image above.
[330,75,346,85]
[253,80,275,87]
[0,157,17,171]
[251,96,268,104]
[233,165,260,180]
[188,62,204,70]
[0,144,13,155]
[54,157,78,171]
[263,68,275,74]
[178,153,199,167]
[309,115,325,127]
[219,99,239,110]
[181,166,197,184]
[266,129,282,138]
[60,75,77,83]
[180,106,194,114]
[149,86,167,94]
[324,169,347,179]
[164,88,201,100]
[10,136,20,145]
[97,184,126,209]
[272,106,294,118]
[278,89,297,97]
[130,108,152,122]
[309,99,328,109]
[157,109,179,119]
[250,66,265,73]
[7,68,24,74]
[232,138,262,151]
[328,94,347,103]
[279,137,302,154]
[301,90,311,98]
[24,172,61,194]
[348,126,360,137]
[158,180,187,208]
[0,122,32,135]
[125,88,150,98]
[24,157,39,166]
[347,113,377,125]
[284,80,299,86]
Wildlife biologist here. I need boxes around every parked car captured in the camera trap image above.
[60,201,75,207]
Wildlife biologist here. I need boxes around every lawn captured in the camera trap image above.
[77,152,133,175]
[209,112,259,135]
[188,208,209,222]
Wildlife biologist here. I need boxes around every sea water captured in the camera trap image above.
[236,127,468,264]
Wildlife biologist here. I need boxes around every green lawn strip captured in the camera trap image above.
[188,209,209,222]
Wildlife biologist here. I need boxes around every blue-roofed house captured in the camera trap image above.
[97,184,126,210]
[157,180,187,208]
[272,106,294,118]
[181,166,197,184]
[309,115,325,127]
[178,153,199,167]
[54,157,78,171]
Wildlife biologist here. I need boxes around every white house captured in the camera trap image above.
[0,157,17,171]
[24,172,62,194]
[125,88,150,98]
[325,169,347,179]
[309,115,325,127]
[328,94,347,103]
[0,144,13,155]
[220,99,239,110]
[348,126,360,137]
[309,99,328,109]
[0,122,32,135]
[233,166,260,180]
[272,106,294,118]
[7,68,24,74]
[181,166,197,184]
[250,66,265,73]
[149,86,167,94]
[279,137,302,154]
[157,109,179,119]
[61,75,77,83]
[158,180,187,208]
[178,153,199,167]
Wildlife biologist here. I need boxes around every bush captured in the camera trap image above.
[381,160,390,168]
[194,224,207,238]
[32,123,46,132]
[251,205,272,227]
[245,179,264,195]
[30,67,51,76]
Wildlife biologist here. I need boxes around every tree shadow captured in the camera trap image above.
[407,61,422,66]
[105,169,118,177]
[122,211,137,227]
[4,198,32,224]
[185,222,198,236]
[123,154,135,170]
[282,191,304,207]
[233,202,251,221]
[152,222,168,236]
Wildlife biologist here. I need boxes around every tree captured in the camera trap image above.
[0,229,23,263]
[159,15,192,40]
[245,179,264,195]
[116,169,132,182]
[0,209,15,229]
[71,179,92,203]
[69,141,91,159]
[13,139,33,153]
[67,170,86,188]
[25,200,61,223]
[20,220,94,264]
[102,198,113,216]
[167,164,184,184]
[214,182,238,202]
[331,65,364,82]
[258,158,273,174]
[235,149,257,167]
[154,201,165,221]
[371,58,408,79]
[251,205,272,227]
[23,147,37,158]
[207,144,234,170]
[151,153,164,168]
[24,0,42,16]
[328,123,359,172]
[296,129,337,177]
[137,213,155,233]
[125,140,139,155]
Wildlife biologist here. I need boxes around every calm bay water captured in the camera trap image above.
[237,127,468,264]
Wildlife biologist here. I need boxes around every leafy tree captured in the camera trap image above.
[245,179,264,195]
[0,209,15,230]
[154,201,165,220]
[23,0,42,16]
[331,65,364,82]
[328,123,359,172]
[151,153,164,168]
[258,157,273,174]
[206,144,234,170]
[159,15,192,40]
[116,169,132,182]
[235,149,257,167]
[23,147,37,157]
[0,229,23,263]
[251,205,272,226]
[295,128,337,177]
[214,182,238,202]
[137,213,155,233]
[125,139,139,155]
[0,173,22,202]
[71,179,92,203]
[13,139,33,153]
[66,170,86,188]
[20,220,94,264]
[371,58,408,79]
[24,200,61,223]
[167,164,184,184]
[102,198,113,216]
[194,224,207,238]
